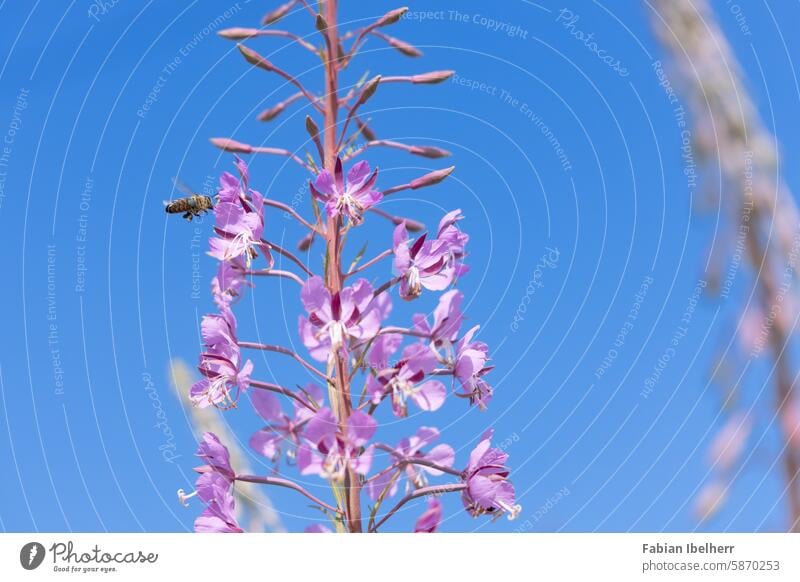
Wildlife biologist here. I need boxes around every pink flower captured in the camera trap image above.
[309,158,381,224]
[209,160,269,267]
[454,326,494,410]
[187,433,242,533]
[211,259,247,308]
[194,473,242,533]
[217,156,250,204]
[298,276,391,362]
[367,427,455,500]
[393,210,468,300]
[414,497,442,533]
[461,430,520,520]
[191,349,253,408]
[368,333,403,370]
[192,308,253,408]
[367,343,447,417]
[249,384,323,464]
[297,408,376,481]
[413,289,464,345]
[196,432,235,479]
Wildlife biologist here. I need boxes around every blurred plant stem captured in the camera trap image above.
[170,359,285,532]
[651,0,800,531]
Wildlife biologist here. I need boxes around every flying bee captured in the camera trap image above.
[165,177,215,221]
[164,194,214,221]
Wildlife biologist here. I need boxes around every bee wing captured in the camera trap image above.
[172,176,198,197]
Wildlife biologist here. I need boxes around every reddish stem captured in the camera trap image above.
[369,483,466,532]
[236,474,342,514]
[239,343,326,381]
[320,0,362,534]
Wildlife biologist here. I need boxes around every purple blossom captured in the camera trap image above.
[200,305,238,351]
[209,160,269,267]
[249,384,323,464]
[194,473,242,533]
[217,156,250,204]
[367,427,455,500]
[309,158,381,224]
[297,407,376,481]
[454,325,493,410]
[414,497,442,533]
[196,432,235,479]
[192,307,253,408]
[191,348,252,408]
[368,333,403,370]
[413,289,464,345]
[305,524,333,533]
[367,343,446,417]
[209,195,266,267]
[211,258,247,308]
[436,209,469,262]
[461,430,520,520]
[299,276,390,362]
[393,210,468,300]
[189,433,242,533]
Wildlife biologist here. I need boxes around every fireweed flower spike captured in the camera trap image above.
[179,2,518,532]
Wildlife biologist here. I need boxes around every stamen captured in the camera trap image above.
[177,488,197,507]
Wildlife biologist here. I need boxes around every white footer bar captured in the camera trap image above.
[1,533,797,581]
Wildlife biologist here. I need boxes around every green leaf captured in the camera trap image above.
[348,241,368,273]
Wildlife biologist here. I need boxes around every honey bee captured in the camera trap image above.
[165,177,215,221]
[164,194,214,221]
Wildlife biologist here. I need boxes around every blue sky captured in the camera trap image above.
[1,0,799,533]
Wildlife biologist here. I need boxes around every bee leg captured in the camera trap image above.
[184,211,193,221]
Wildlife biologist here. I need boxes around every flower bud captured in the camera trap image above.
[297,231,315,251]
[375,7,408,28]
[238,44,275,72]
[218,27,262,40]
[410,166,455,189]
[262,0,296,25]
[257,94,299,121]
[356,119,377,141]
[382,34,422,57]
[408,145,451,159]
[412,70,455,84]
[210,138,254,154]
[305,115,320,140]
[355,75,381,107]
